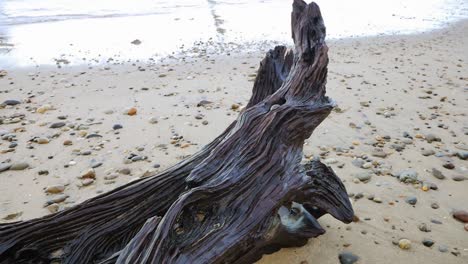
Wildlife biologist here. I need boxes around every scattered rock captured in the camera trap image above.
[124,107,137,116]
[422,239,434,247]
[10,162,29,170]
[36,104,53,114]
[0,163,12,173]
[418,223,431,232]
[80,169,96,179]
[197,100,213,107]
[45,185,65,194]
[2,100,21,106]
[148,117,158,124]
[431,168,445,180]
[119,168,131,175]
[456,151,468,160]
[338,251,359,264]
[131,39,142,45]
[371,149,387,158]
[81,178,94,186]
[354,172,372,182]
[63,140,73,146]
[438,245,448,253]
[398,239,411,250]
[421,149,435,156]
[452,175,466,181]
[405,196,417,205]
[398,169,418,183]
[453,210,468,223]
[442,162,454,170]
[50,122,66,128]
[113,124,123,130]
[47,203,59,213]
[425,134,441,143]
[2,211,23,220]
[36,137,50,144]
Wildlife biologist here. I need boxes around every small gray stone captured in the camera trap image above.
[351,159,365,168]
[0,163,12,173]
[371,149,387,158]
[452,175,466,182]
[421,149,435,156]
[422,239,434,247]
[113,124,123,130]
[425,134,441,143]
[2,100,21,106]
[10,162,29,170]
[354,172,372,182]
[418,223,431,232]
[50,122,66,128]
[338,251,359,264]
[399,169,418,183]
[438,245,448,253]
[431,168,445,180]
[405,196,417,205]
[456,151,468,160]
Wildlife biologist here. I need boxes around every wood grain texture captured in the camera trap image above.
[0,1,353,263]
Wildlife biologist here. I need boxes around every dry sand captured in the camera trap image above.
[1,20,467,264]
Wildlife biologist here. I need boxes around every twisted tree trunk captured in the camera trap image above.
[0,1,354,263]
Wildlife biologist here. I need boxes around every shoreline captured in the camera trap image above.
[1,19,467,264]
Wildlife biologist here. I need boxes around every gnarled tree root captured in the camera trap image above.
[0,1,354,264]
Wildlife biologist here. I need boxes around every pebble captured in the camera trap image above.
[422,239,434,247]
[405,196,417,205]
[425,134,441,143]
[119,168,131,175]
[48,194,68,204]
[47,203,59,213]
[338,251,359,264]
[453,210,468,223]
[452,175,466,181]
[351,158,365,168]
[36,138,50,144]
[0,163,12,172]
[431,202,439,209]
[421,149,435,156]
[398,239,411,250]
[90,161,103,169]
[63,140,73,146]
[431,168,445,180]
[80,169,96,179]
[418,223,431,232]
[113,124,123,130]
[2,100,21,106]
[124,107,137,116]
[456,151,468,160]
[45,185,65,194]
[148,117,158,124]
[438,245,448,253]
[50,122,66,128]
[36,104,52,114]
[354,172,372,182]
[324,158,338,164]
[81,178,94,186]
[442,162,454,170]
[398,170,418,183]
[10,162,29,170]
[104,173,118,180]
[371,149,387,158]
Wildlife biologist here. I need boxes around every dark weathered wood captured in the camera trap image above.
[0,1,353,263]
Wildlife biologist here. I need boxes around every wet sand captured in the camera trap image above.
[1,20,467,263]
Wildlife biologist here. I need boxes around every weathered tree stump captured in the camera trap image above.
[0,1,354,263]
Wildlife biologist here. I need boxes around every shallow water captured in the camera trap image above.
[1,0,467,67]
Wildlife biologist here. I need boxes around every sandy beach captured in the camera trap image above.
[1,14,467,264]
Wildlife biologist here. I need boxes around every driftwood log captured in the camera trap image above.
[0,1,354,263]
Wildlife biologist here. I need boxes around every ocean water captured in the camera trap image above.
[0,0,467,67]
